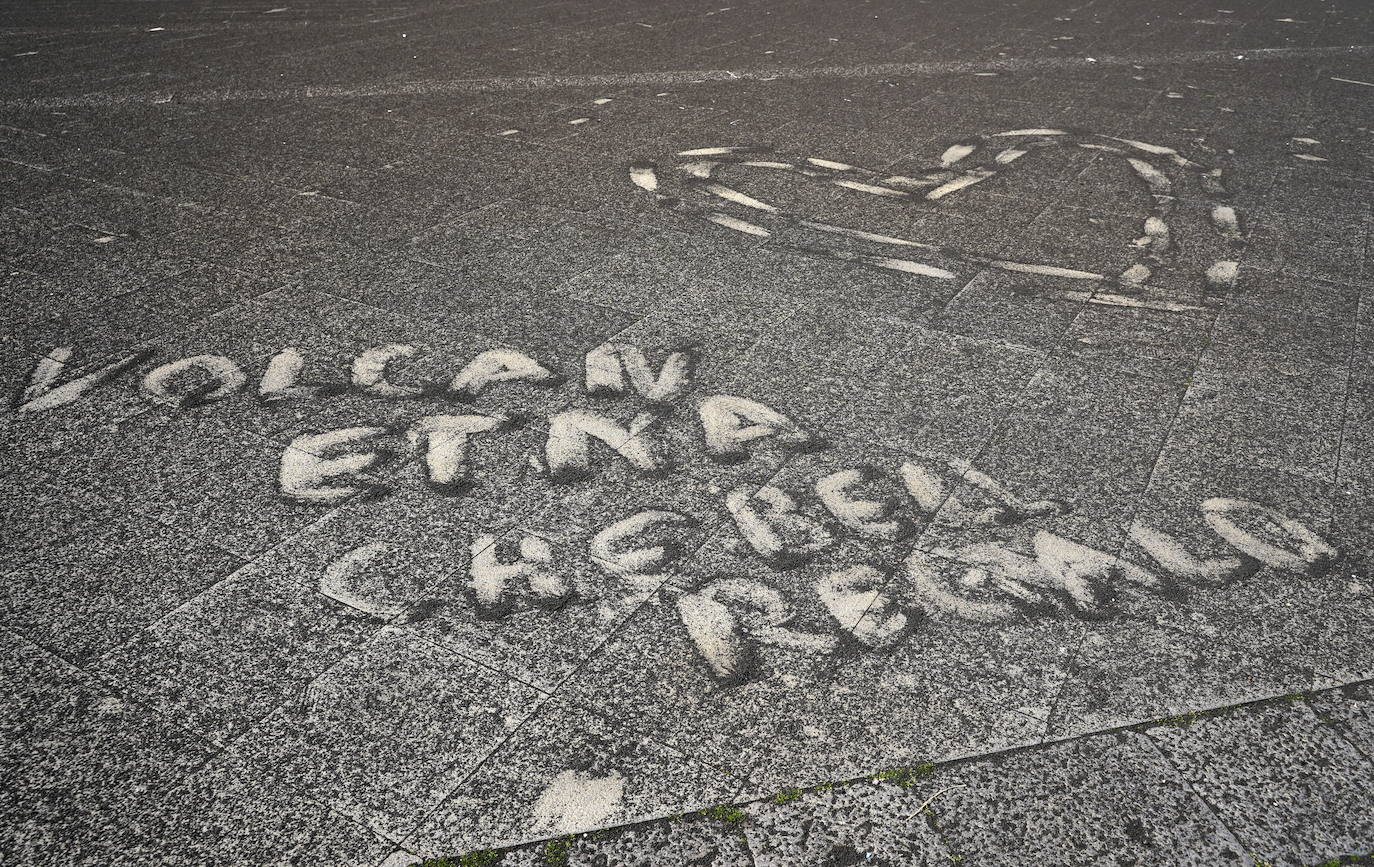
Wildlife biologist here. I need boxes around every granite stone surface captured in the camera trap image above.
[2,0,1372,863]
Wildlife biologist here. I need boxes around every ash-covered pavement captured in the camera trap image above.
[2,0,1373,864]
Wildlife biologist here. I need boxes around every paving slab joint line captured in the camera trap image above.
[1134,720,1253,861]
[1328,291,1366,492]
[428,678,1374,865]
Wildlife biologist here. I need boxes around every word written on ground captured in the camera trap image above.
[17,338,1341,685]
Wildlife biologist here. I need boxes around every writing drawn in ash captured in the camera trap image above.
[630,127,1245,312]
[19,331,1342,688]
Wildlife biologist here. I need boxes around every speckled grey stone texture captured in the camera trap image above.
[1146,700,1374,866]
[5,0,1374,862]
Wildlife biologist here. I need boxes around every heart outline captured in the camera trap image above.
[631,129,1245,313]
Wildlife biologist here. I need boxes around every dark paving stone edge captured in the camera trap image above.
[410,678,1374,867]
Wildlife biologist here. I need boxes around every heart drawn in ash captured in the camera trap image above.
[630,128,1246,313]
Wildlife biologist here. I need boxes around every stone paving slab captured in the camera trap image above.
[2,0,1374,864]
[460,690,1374,867]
